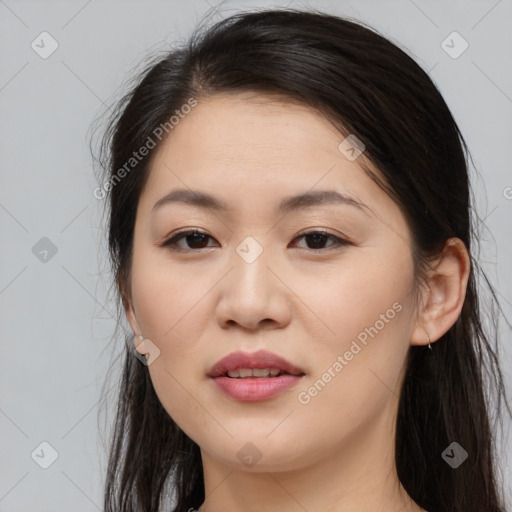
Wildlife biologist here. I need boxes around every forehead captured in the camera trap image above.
[138,92,407,237]
[154,92,347,168]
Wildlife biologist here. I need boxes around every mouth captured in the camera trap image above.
[207,349,306,379]
[207,350,306,402]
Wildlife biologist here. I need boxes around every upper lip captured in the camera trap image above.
[207,350,306,378]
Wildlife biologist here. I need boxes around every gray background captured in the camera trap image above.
[1,0,511,510]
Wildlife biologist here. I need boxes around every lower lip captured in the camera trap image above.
[211,374,304,401]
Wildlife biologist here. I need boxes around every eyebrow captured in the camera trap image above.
[151,188,371,216]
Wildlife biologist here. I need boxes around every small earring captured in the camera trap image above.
[427,332,432,350]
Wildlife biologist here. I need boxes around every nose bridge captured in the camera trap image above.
[215,234,290,329]
[230,235,272,296]
[235,235,266,267]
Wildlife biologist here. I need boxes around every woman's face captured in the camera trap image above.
[126,92,420,472]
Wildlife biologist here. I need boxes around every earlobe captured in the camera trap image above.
[411,237,470,347]
[125,301,144,351]
[127,308,147,355]
[119,278,146,354]
[134,334,146,355]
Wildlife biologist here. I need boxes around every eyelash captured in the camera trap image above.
[160,229,351,252]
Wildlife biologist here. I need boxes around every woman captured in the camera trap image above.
[95,7,510,512]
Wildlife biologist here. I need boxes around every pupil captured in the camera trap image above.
[308,233,326,249]
[188,233,207,248]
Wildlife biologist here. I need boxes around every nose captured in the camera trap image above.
[215,244,292,332]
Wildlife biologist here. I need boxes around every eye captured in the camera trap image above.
[161,229,217,251]
[160,229,350,252]
[291,230,350,251]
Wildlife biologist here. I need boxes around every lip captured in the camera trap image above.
[207,350,306,402]
[207,350,305,378]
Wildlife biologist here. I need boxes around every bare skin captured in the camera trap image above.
[125,92,470,512]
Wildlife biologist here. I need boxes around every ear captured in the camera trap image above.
[411,237,470,347]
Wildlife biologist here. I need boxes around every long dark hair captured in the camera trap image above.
[93,7,511,512]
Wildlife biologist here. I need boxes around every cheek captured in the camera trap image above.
[292,285,412,454]
[131,271,209,434]
[303,243,414,351]
[129,249,215,423]
[294,243,415,426]
[130,244,210,341]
